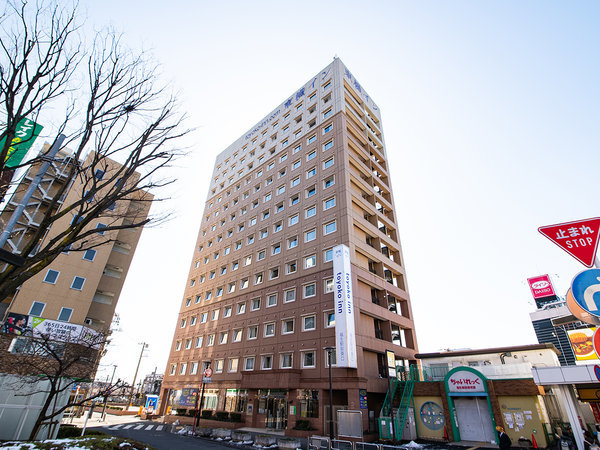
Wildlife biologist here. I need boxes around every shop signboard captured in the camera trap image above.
[1,118,44,168]
[526,274,555,300]
[386,349,397,378]
[2,313,102,348]
[538,218,600,267]
[447,370,486,393]
[178,388,199,407]
[359,389,368,409]
[333,244,357,368]
[566,327,599,363]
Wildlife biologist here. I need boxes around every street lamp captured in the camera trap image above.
[325,346,335,443]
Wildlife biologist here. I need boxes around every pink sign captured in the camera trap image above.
[447,370,485,393]
[527,274,556,300]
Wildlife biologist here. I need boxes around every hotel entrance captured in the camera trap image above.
[258,389,288,430]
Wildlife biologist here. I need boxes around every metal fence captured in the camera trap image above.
[309,436,413,450]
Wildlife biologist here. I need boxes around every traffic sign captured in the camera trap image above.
[538,218,600,267]
[203,367,212,378]
[571,269,600,317]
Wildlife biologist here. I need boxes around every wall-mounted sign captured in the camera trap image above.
[333,244,357,368]
[359,389,368,409]
[566,327,598,362]
[1,118,44,168]
[527,275,556,300]
[447,370,486,393]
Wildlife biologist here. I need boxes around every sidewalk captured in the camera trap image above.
[63,411,142,428]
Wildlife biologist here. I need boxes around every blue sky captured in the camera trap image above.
[75,1,600,382]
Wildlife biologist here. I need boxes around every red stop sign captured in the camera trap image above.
[204,367,213,378]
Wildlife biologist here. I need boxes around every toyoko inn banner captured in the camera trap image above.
[333,244,357,368]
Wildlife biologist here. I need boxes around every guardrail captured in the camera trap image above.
[308,436,413,450]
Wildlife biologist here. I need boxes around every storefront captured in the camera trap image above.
[445,367,496,443]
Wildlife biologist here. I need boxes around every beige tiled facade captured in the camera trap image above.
[161,58,418,435]
[1,152,150,330]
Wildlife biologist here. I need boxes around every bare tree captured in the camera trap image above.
[1,328,126,440]
[0,1,188,303]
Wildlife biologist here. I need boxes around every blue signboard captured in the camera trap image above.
[572,269,600,317]
[359,389,368,409]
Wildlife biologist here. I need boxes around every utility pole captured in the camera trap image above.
[101,365,117,421]
[128,342,148,409]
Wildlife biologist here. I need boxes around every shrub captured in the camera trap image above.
[215,411,229,421]
[187,409,196,417]
[56,424,80,438]
[229,412,242,422]
[293,419,316,431]
[201,409,213,419]
[175,408,188,416]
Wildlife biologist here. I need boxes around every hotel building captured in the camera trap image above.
[161,58,418,435]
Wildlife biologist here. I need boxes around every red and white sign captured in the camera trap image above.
[447,370,485,393]
[538,218,600,268]
[203,367,213,378]
[527,274,556,300]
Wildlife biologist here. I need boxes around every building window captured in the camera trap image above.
[216,287,223,297]
[207,334,215,346]
[303,283,316,298]
[219,332,228,345]
[286,261,297,274]
[29,301,45,316]
[229,358,239,373]
[307,135,316,144]
[306,167,316,178]
[58,307,73,322]
[196,336,203,348]
[83,249,96,261]
[190,315,197,325]
[244,357,255,371]
[323,140,334,151]
[294,144,301,153]
[214,359,224,373]
[270,267,279,279]
[303,315,316,331]
[325,349,337,367]
[305,229,316,242]
[200,312,208,323]
[306,186,316,197]
[71,276,86,291]
[233,329,242,342]
[284,289,296,303]
[282,319,294,334]
[179,363,187,375]
[175,341,182,351]
[323,156,334,169]
[305,206,316,218]
[288,236,298,249]
[240,277,249,289]
[324,197,335,210]
[190,362,199,375]
[292,160,301,170]
[274,221,283,232]
[237,302,246,314]
[258,250,266,261]
[170,364,177,376]
[324,220,337,235]
[255,272,264,284]
[307,150,316,161]
[247,325,258,339]
[224,306,232,318]
[324,175,335,189]
[277,185,286,195]
[304,255,316,269]
[262,355,273,370]
[211,309,219,321]
[281,353,293,369]
[325,278,334,293]
[302,351,316,368]
[325,312,335,327]
[323,124,333,134]
[267,294,277,307]
[276,202,284,213]
[291,176,300,187]
[185,338,192,350]
[251,297,261,311]
[289,214,299,226]
[43,269,60,284]
[272,243,281,255]
[290,194,299,205]
[264,322,275,337]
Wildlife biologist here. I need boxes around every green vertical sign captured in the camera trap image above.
[1,118,44,168]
